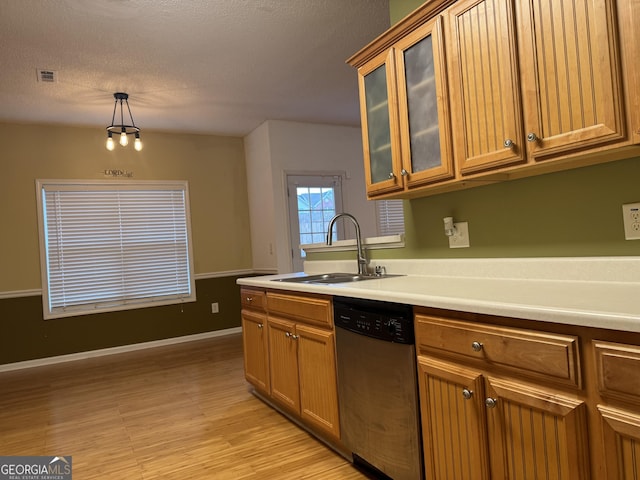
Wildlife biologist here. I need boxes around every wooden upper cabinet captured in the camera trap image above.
[516,0,624,159]
[352,14,454,197]
[617,0,640,145]
[349,0,634,198]
[445,0,526,175]
[395,16,455,188]
[358,49,404,196]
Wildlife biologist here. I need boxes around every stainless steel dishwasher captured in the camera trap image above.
[334,296,423,480]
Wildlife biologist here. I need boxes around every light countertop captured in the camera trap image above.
[237,257,640,333]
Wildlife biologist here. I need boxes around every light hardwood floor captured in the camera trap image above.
[0,333,369,479]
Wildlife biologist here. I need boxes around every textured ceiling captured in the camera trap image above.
[0,0,390,136]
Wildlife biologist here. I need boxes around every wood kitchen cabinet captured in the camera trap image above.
[348,0,638,199]
[240,288,269,394]
[617,0,640,145]
[444,0,525,175]
[593,341,640,479]
[266,291,340,440]
[515,0,624,160]
[349,12,455,198]
[446,0,624,176]
[415,312,590,479]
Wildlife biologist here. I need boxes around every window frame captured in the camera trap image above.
[36,179,196,319]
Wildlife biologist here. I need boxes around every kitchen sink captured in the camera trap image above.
[272,272,403,284]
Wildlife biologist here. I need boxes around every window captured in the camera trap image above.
[36,180,196,319]
[376,199,405,236]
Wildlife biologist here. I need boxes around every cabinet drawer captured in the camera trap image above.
[266,291,332,328]
[416,315,581,388]
[594,341,640,403]
[240,288,266,310]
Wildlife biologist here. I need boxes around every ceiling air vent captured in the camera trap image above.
[37,69,57,83]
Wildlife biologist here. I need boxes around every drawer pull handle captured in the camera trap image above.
[485,397,498,409]
[462,388,473,400]
[471,341,484,352]
[246,296,253,302]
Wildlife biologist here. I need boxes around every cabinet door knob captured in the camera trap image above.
[388,172,396,179]
[291,334,299,340]
[400,169,409,176]
[462,388,473,400]
[257,323,263,329]
[485,397,498,408]
[246,296,253,302]
[526,132,538,142]
[471,341,484,352]
[504,139,513,148]
[285,332,291,338]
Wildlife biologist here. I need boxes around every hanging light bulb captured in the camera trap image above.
[120,127,128,147]
[106,132,115,151]
[105,92,142,151]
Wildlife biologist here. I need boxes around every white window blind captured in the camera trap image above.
[37,180,196,319]
[375,199,405,236]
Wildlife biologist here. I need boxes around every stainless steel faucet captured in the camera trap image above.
[326,213,369,276]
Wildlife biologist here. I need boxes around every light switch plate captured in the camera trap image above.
[622,203,640,240]
[449,222,470,248]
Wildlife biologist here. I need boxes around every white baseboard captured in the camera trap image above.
[0,327,242,373]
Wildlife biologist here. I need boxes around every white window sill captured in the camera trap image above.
[301,234,404,254]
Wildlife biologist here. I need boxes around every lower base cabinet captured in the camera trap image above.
[240,288,269,394]
[416,311,590,479]
[598,405,640,479]
[594,341,640,479]
[241,289,340,442]
[418,357,589,480]
[268,315,340,438]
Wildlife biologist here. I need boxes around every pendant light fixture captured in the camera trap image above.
[106,92,142,151]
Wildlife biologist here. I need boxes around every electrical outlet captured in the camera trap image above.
[622,203,640,240]
[449,222,470,248]
[211,302,219,314]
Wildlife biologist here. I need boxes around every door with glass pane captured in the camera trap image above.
[287,175,343,272]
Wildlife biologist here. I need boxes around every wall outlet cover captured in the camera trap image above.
[622,203,640,240]
[449,222,470,248]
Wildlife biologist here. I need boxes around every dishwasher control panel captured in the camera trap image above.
[333,296,414,344]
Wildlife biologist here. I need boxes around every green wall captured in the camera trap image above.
[0,276,244,365]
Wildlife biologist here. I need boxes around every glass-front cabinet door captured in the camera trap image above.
[395,16,454,188]
[355,16,453,198]
[357,50,404,197]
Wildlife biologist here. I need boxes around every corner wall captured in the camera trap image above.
[0,122,252,364]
